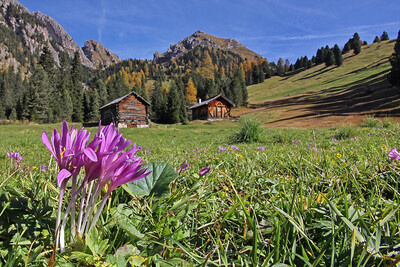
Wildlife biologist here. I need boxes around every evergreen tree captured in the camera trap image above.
[262,60,272,78]
[276,58,285,76]
[389,30,400,86]
[252,65,262,84]
[353,32,362,55]
[151,79,166,122]
[166,82,180,123]
[27,66,50,122]
[342,42,351,54]
[325,49,335,66]
[333,44,343,66]
[95,78,108,106]
[380,31,389,41]
[89,89,100,122]
[373,36,380,43]
[57,52,73,121]
[71,51,84,122]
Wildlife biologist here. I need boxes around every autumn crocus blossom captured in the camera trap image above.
[42,121,150,253]
[199,166,210,176]
[177,160,189,174]
[7,152,23,168]
[389,148,400,162]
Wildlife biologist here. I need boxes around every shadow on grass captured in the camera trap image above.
[249,70,400,124]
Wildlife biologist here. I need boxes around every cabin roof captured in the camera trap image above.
[99,90,150,110]
[188,94,236,110]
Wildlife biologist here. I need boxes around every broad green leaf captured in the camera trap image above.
[118,218,145,239]
[122,162,177,197]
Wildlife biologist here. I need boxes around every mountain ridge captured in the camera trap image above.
[154,30,262,64]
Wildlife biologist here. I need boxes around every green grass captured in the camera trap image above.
[1,122,400,265]
[247,40,394,102]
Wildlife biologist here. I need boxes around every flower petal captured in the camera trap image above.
[57,169,72,187]
[83,147,98,162]
[42,131,55,156]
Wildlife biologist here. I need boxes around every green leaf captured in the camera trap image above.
[118,218,145,239]
[122,162,177,197]
[86,227,109,257]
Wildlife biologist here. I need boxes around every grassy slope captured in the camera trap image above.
[238,40,397,127]
[248,40,394,102]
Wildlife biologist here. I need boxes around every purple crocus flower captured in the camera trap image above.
[257,146,266,151]
[145,148,151,154]
[296,141,300,145]
[7,152,23,167]
[199,166,210,176]
[231,145,239,150]
[332,138,339,142]
[42,121,97,187]
[177,160,189,174]
[389,148,400,162]
[218,146,228,152]
[40,165,48,172]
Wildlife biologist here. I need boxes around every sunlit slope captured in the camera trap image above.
[248,40,394,103]
[238,40,399,127]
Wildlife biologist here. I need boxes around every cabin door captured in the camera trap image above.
[217,106,222,117]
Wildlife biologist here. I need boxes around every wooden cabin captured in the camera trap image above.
[188,94,235,120]
[99,91,150,128]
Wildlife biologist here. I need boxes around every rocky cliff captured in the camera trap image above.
[82,40,121,69]
[0,0,120,70]
[154,30,261,63]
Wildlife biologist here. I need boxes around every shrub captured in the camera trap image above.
[230,118,264,143]
[360,115,381,128]
[334,126,356,140]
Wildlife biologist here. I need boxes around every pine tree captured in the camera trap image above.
[333,44,343,66]
[342,42,351,54]
[166,82,180,123]
[27,66,50,122]
[89,89,100,122]
[380,31,389,41]
[276,58,285,76]
[353,33,362,55]
[151,79,166,122]
[95,79,108,106]
[373,36,380,43]
[389,30,400,86]
[71,51,84,122]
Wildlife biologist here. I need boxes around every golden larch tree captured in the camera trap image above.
[185,77,197,105]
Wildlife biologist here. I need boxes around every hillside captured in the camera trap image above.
[237,40,399,127]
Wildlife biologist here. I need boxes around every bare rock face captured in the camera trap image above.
[155,30,261,63]
[0,0,124,70]
[33,12,94,68]
[82,40,121,69]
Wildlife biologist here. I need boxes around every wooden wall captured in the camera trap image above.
[118,94,149,128]
[207,99,231,119]
[191,97,233,120]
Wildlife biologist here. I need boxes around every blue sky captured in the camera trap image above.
[18,0,400,64]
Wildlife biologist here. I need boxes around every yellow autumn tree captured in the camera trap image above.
[185,77,197,105]
[200,50,214,79]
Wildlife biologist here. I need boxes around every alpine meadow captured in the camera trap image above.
[1,0,400,266]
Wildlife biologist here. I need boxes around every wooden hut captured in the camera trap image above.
[188,94,235,120]
[100,91,150,128]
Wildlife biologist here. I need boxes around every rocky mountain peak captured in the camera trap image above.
[155,30,261,63]
[82,40,121,69]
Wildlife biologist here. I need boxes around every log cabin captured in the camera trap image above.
[99,91,150,128]
[188,94,235,120]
